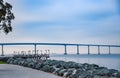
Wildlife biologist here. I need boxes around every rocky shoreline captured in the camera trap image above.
[6,57,120,78]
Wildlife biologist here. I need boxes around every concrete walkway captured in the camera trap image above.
[0,64,62,78]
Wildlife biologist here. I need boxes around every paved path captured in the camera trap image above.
[0,64,62,78]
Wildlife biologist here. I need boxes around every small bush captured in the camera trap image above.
[0,61,7,64]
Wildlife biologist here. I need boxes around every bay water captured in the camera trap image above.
[50,54,120,71]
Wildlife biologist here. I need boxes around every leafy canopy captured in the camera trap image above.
[0,0,14,34]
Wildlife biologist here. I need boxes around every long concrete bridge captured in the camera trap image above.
[0,43,120,56]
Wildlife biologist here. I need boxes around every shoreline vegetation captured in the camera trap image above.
[0,61,7,64]
[0,56,120,78]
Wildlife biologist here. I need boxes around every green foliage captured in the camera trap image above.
[0,61,7,64]
[0,0,14,34]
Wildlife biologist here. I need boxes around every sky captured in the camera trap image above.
[0,0,120,45]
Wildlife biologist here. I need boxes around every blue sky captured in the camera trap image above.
[0,0,120,45]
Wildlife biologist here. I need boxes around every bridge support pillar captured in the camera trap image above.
[88,45,90,55]
[77,45,79,55]
[1,45,4,56]
[64,45,67,55]
[109,46,111,55]
[98,45,100,55]
[34,44,37,55]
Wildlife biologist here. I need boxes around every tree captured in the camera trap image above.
[0,0,14,34]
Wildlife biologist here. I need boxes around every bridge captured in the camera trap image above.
[0,43,120,56]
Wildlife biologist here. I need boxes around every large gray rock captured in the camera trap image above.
[88,64,99,70]
[57,69,67,76]
[49,60,59,66]
[66,61,78,68]
[19,60,25,65]
[95,67,109,76]
[22,61,28,67]
[55,61,65,68]
[79,71,92,78]
[55,67,64,75]
[15,58,23,65]
[41,65,55,73]
[35,63,42,70]
[13,60,18,64]
[7,58,14,64]
[82,63,99,70]
[109,69,120,77]
[26,58,33,63]
[27,62,35,68]
[74,63,83,69]
[71,69,83,78]
[64,69,73,77]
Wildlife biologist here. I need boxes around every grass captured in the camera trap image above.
[0,61,7,64]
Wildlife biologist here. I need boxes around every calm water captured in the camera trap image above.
[50,54,120,71]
